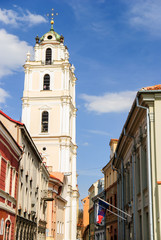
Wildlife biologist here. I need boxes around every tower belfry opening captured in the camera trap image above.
[43,74,50,90]
[41,111,49,132]
[46,48,52,65]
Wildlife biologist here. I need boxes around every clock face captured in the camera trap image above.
[47,35,52,40]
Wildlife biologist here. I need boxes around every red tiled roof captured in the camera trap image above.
[141,84,161,91]
[110,139,118,142]
[0,110,23,126]
[109,138,118,146]
[50,172,64,183]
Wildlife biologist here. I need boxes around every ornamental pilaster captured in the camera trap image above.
[72,146,77,189]
[72,108,77,144]
[63,65,70,90]
[61,96,71,135]
[24,67,30,91]
[34,43,39,61]
[64,48,69,63]
[59,137,71,173]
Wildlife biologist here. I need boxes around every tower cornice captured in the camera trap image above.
[61,95,72,104]
[23,62,72,69]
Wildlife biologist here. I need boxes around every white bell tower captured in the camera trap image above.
[22,18,78,240]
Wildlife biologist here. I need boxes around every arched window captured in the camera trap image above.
[4,220,11,240]
[46,48,52,65]
[43,74,50,90]
[41,111,49,132]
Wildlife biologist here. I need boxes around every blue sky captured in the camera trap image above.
[1,0,161,203]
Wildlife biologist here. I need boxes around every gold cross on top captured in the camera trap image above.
[47,8,58,25]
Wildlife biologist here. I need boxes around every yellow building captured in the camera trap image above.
[81,196,89,230]
[102,139,118,240]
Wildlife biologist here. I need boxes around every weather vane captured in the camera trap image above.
[47,8,58,27]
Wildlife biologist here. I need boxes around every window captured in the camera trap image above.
[114,229,117,240]
[43,74,50,90]
[0,218,4,235]
[142,147,147,190]
[109,173,111,186]
[140,214,142,240]
[5,162,11,194]
[57,221,59,234]
[4,220,11,240]
[136,154,141,194]
[46,48,52,65]
[114,194,117,207]
[41,111,49,132]
[145,212,149,240]
[47,35,52,40]
[11,169,16,197]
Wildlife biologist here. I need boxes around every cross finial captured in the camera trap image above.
[47,8,58,31]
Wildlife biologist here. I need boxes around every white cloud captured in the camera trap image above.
[82,142,89,146]
[88,129,110,136]
[0,29,33,78]
[0,8,47,27]
[80,91,136,114]
[24,10,47,26]
[0,88,10,104]
[0,9,18,26]
[127,0,161,36]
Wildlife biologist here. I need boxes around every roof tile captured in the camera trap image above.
[141,84,161,91]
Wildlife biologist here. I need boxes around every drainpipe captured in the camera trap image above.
[123,129,136,240]
[136,97,154,240]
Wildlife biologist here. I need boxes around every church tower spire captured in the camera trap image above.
[22,16,78,240]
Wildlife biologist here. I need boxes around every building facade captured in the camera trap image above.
[46,172,66,240]
[81,196,89,232]
[0,121,22,240]
[102,139,118,240]
[93,189,106,240]
[21,20,78,240]
[113,85,161,240]
[0,110,49,240]
[88,178,104,240]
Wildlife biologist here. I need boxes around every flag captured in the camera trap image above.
[96,201,106,224]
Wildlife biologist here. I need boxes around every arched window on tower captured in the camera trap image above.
[41,111,49,132]
[46,48,52,65]
[43,74,50,90]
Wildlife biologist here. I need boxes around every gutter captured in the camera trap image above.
[136,97,154,240]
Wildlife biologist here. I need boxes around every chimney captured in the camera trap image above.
[109,139,118,159]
